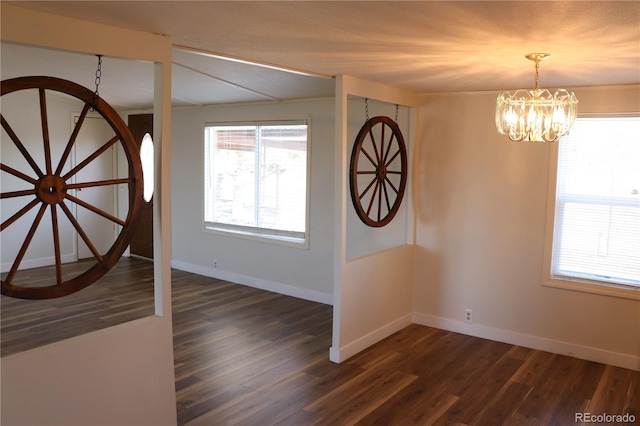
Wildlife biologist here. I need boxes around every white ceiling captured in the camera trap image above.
[2,1,639,110]
[0,41,336,110]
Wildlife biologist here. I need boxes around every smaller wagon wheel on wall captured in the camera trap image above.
[349,115,408,227]
[1,76,143,299]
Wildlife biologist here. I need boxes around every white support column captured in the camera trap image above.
[330,75,348,362]
[329,74,420,363]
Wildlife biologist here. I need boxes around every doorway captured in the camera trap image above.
[128,114,154,259]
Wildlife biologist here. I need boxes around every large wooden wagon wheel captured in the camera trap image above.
[349,115,407,227]
[1,76,143,299]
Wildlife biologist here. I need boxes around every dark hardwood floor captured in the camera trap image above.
[2,260,638,425]
[1,257,154,357]
[171,269,639,426]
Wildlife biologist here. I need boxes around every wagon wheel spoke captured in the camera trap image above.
[365,180,380,217]
[67,177,133,191]
[377,180,384,221]
[0,198,40,232]
[384,176,400,195]
[367,128,382,166]
[4,203,48,284]
[0,163,38,185]
[360,147,378,168]
[55,102,91,176]
[62,135,120,181]
[382,179,392,213]
[382,132,395,165]
[59,201,103,262]
[1,189,37,199]
[50,205,63,285]
[359,175,377,199]
[1,114,44,178]
[385,149,401,169]
[39,88,54,176]
[65,193,127,227]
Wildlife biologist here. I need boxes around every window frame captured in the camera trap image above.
[542,113,640,300]
[202,118,312,249]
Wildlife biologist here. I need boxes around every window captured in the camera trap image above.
[204,120,309,246]
[544,116,640,299]
[140,133,154,202]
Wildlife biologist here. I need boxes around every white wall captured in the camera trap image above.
[1,5,177,425]
[414,85,640,370]
[171,99,335,303]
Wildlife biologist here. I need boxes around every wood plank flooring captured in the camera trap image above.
[1,257,154,357]
[2,261,638,424]
[171,269,639,426]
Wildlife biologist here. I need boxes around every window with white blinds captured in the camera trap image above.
[548,116,640,296]
[204,120,309,245]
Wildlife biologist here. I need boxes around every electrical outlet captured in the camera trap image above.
[213,259,219,269]
[465,309,473,324]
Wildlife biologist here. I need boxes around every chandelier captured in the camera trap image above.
[495,53,578,142]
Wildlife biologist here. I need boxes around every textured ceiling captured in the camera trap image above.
[2,1,639,108]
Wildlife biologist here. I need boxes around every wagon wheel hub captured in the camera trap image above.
[36,175,67,205]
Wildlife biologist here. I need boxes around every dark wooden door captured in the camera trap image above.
[128,114,154,259]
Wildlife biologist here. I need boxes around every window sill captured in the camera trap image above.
[543,276,640,301]
[203,225,309,250]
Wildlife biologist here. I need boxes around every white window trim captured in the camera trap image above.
[203,224,309,249]
[542,113,640,300]
[202,118,312,250]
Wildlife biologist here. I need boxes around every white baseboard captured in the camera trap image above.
[329,313,413,363]
[170,259,333,306]
[1,254,76,274]
[413,312,640,372]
